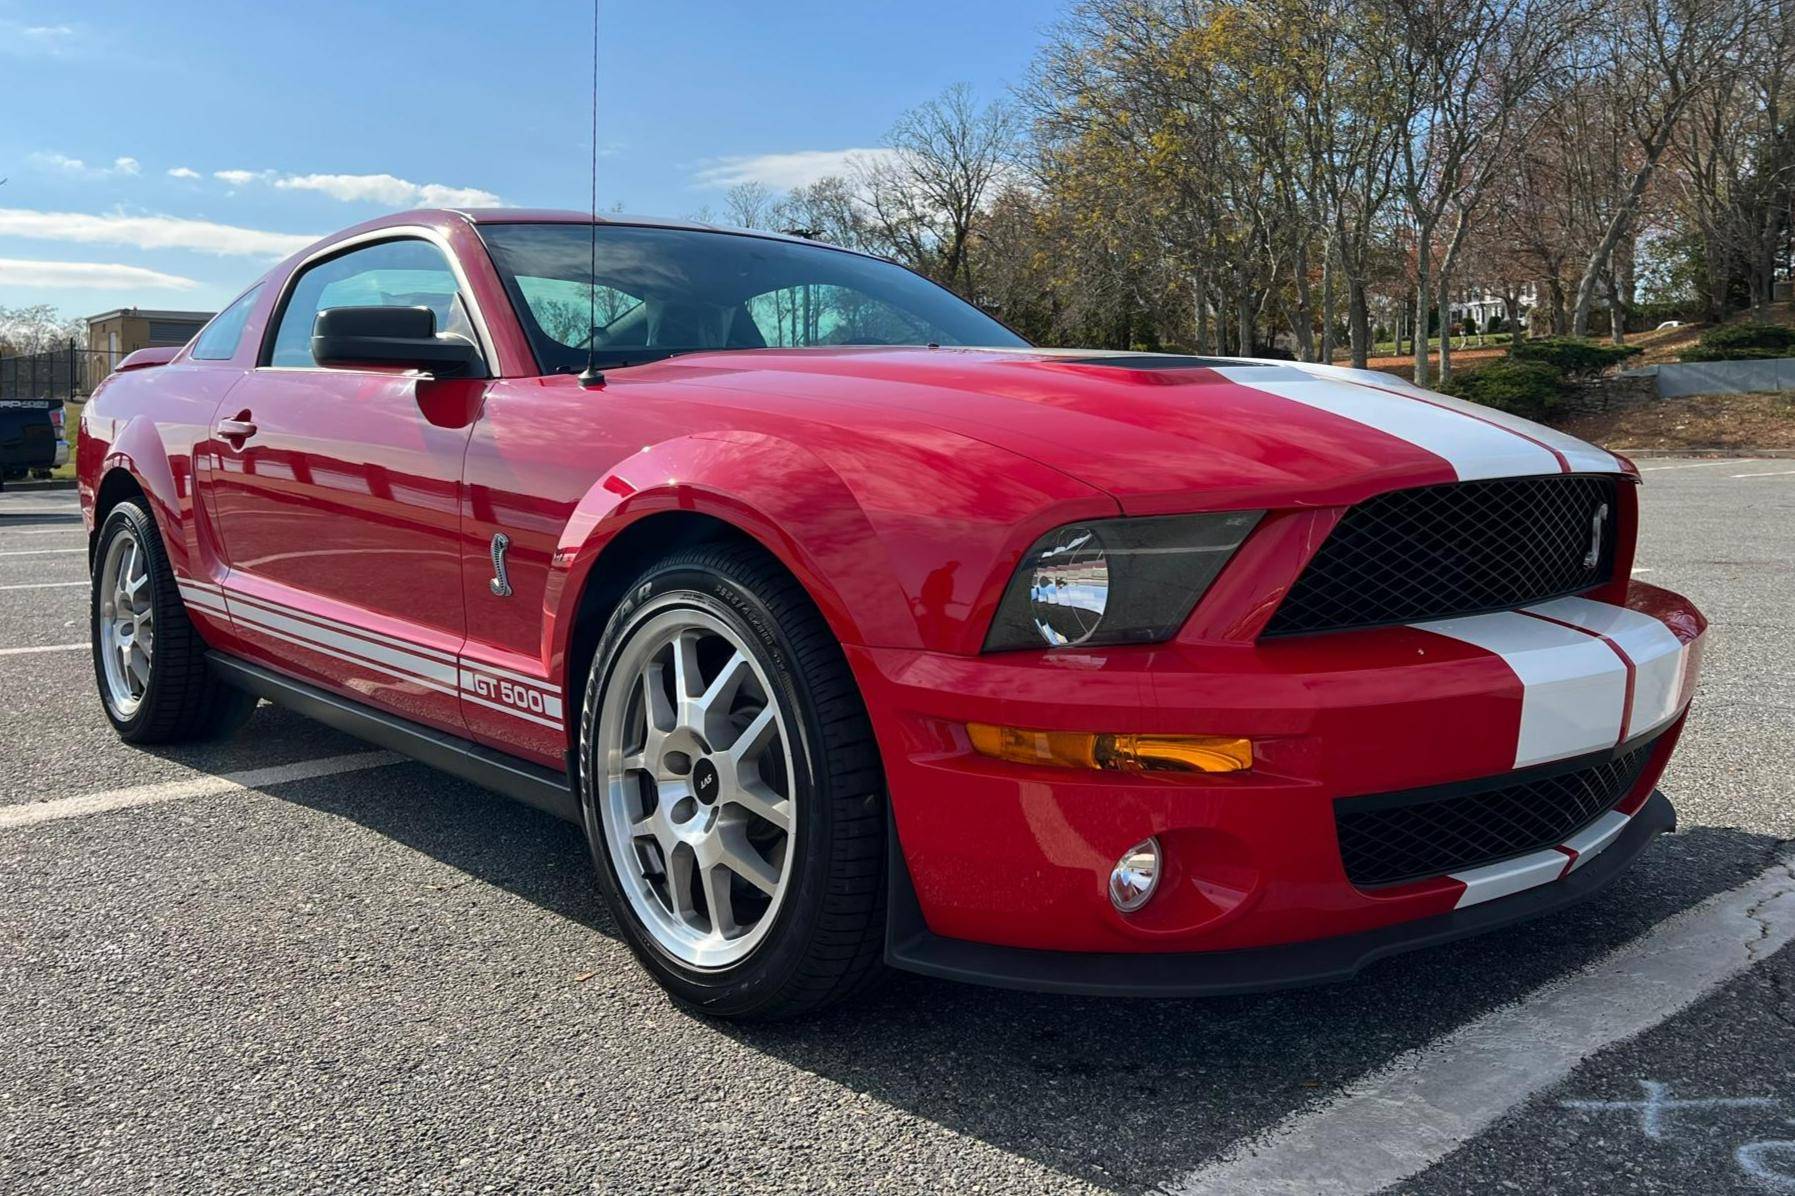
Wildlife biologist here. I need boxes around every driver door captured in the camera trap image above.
[208,235,486,735]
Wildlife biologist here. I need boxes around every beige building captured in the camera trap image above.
[84,307,215,389]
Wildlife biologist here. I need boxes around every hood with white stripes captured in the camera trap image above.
[664,347,1627,515]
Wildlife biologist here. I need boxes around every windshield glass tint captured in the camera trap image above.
[477,222,1027,373]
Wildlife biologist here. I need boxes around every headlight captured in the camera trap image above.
[984,511,1263,652]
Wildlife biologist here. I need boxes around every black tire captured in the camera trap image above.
[91,499,256,743]
[578,542,887,1020]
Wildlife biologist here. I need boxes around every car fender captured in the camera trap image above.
[547,431,915,675]
[545,424,1115,676]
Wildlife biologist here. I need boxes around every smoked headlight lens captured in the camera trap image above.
[984,511,1263,651]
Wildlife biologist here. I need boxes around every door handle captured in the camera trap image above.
[217,413,257,444]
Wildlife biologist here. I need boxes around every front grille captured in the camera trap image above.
[1265,474,1618,636]
[1335,739,1657,888]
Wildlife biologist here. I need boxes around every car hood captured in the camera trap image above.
[644,347,1625,514]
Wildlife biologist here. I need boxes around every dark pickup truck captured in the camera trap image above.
[0,399,68,483]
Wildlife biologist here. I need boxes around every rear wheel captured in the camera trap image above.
[91,499,256,743]
[579,543,886,1019]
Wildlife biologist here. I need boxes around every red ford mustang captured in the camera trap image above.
[79,209,1705,1018]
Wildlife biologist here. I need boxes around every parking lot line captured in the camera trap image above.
[1637,460,1756,472]
[0,548,85,557]
[0,527,84,536]
[1169,854,1795,1196]
[0,642,86,656]
[0,751,406,830]
[1732,469,1795,478]
[0,581,85,591]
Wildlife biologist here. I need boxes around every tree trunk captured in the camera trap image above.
[1348,280,1371,369]
[1437,274,1455,385]
[1571,125,1680,336]
[1321,236,1336,365]
[1413,259,1433,387]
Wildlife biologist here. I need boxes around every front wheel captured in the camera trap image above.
[578,543,887,1019]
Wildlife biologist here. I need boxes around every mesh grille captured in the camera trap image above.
[1335,740,1656,888]
[1265,475,1618,636]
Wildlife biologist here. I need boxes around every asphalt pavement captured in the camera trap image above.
[1,462,1791,1195]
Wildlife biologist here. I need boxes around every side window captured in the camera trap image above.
[267,238,475,368]
[745,284,932,347]
[190,284,262,361]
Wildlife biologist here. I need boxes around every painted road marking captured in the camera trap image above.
[0,642,85,656]
[1632,567,1654,575]
[1637,460,1756,472]
[1732,469,1795,478]
[0,548,85,557]
[0,581,84,591]
[0,752,406,830]
[1169,854,1795,1196]
[0,527,84,536]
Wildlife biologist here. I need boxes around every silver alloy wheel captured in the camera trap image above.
[596,604,798,969]
[97,526,154,718]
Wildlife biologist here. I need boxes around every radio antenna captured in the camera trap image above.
[577,0,606,389]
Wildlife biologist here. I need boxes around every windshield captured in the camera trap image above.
[477,222,1028,374]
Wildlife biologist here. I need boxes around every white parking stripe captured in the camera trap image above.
[0,581,84,591]
[1637,460,1754,472]
[0,642,85,656]
[0,527,85,536]
[1732,468,1795,478]
[0,548,84,557]
[1169,854,1795,1196]
[0,752,406,830]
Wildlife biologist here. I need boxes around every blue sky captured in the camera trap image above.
[1,0,1048,320]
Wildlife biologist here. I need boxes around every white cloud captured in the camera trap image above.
[0,208,317,258]
[0,258,199,291]
[167,167,201,180]
[29,152,144,180]
[213,169,271,186]
[274,172,502,208]
[693,148,895,191]
[1,21,78,56]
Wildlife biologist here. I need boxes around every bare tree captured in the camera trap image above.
[1569,0,1748,335]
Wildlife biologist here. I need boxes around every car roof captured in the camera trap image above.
[419,207,874,257]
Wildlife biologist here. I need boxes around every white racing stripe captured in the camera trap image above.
[0,751,405,830]
[1450,848,1569,909]
[1213,365,1565,481]
[1413,611,1628,767]
[1562,810,1632,872]
[1525,596,1691,739]
[178,577,565,732]
[1169,853,1795,1196]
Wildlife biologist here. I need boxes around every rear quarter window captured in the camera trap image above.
[190,285,263,361]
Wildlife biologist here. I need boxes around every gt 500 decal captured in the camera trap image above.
[177,577,566,732]
[459,668,564,719]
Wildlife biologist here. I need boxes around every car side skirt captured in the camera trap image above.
[883,792,1676,998]
[207,651,581,824]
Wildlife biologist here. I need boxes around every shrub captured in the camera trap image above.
[1680,322,1795,362]
[1512,337,1641,378]
[1439,360,1565,421]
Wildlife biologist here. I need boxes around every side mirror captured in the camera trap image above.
[310,306,483,378]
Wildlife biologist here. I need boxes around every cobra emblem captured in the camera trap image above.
[489,533,514,597]
[1584,503,1609,570]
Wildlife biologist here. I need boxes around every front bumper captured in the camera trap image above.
[886,790,1676,996]
[849,580,1704,965]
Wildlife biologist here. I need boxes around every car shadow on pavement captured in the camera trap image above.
[258,770,1784,1193]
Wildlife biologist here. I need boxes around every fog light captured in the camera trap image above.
[1109,837,1162,912]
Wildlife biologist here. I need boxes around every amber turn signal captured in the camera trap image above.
[966,724,1252,774]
